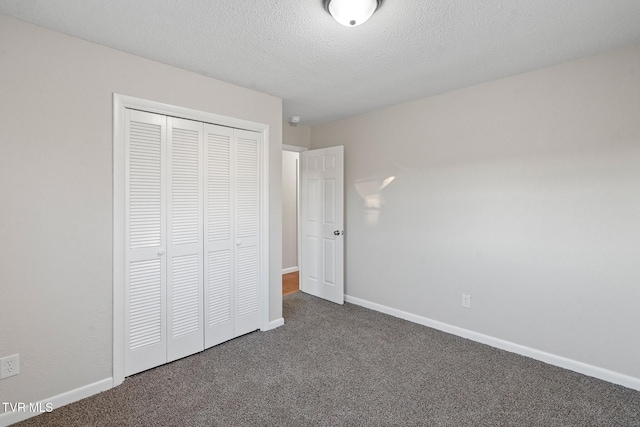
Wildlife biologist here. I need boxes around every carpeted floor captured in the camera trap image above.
[15,292,640,426]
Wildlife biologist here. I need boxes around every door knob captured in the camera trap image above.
[157,250,165,256]
[236,241,242,246]
[334,230,340,236]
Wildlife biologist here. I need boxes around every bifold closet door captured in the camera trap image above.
[204,125,260,348]
[125,111,205,376]
[125,109,168,376]
[166,117,204,362]
[233,129,261,336]
[125,109,260,375]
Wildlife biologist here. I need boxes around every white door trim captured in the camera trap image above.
[282,144,308,152]
[113,93,270,387]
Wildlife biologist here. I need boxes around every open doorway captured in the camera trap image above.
[282,145,306,295]
[282,143,344,303]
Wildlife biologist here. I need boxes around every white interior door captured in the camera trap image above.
[300,146,344,304]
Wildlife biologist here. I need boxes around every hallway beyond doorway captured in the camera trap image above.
[283,272,299,295]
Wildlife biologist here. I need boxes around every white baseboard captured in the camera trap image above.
[0,377,113,427]
[282,267,298,275]
[262,317,285,331]
[345,294,640,392]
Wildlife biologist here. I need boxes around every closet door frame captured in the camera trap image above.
[113,93,270,387]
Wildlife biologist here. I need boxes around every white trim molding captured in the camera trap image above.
[262,318,285,331]
[345,294,640,392]
[282,144,308,152]
[282,267,299,274]
[0,378,112,427]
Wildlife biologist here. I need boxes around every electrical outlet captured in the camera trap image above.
[0,354,20,379]
[462,294,471,309]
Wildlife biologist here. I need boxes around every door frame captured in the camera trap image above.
[282,144,307,275]
[113,93,271,386]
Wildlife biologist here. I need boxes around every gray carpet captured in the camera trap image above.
[15,292,640,426]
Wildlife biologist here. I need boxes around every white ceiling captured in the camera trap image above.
[1,0,640,126]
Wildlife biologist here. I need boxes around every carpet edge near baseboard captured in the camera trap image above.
[344,294,640,392]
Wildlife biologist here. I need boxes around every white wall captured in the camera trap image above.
[311,44,640,382]
[0,13,282,416]
[282,151,299,272]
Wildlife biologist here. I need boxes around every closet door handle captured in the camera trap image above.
[236,241,242,246]
[157,250,165,256]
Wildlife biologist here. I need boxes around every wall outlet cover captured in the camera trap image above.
[0,354,20,379]
[462,294,471,309]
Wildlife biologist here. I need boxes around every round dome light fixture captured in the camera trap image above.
[323,0,382,27]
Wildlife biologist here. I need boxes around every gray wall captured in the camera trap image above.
[311,44,640,380]
[283,123,311,149]
[281,123,310,272]
[282,151,299,271]
[0,14,282,411]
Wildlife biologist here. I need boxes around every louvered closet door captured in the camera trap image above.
[166,118,204,362]
[234,129,261,336]
[124,109,261,373]
[203,124,235,348]
[203,125,261,347]
[125,109,167,376]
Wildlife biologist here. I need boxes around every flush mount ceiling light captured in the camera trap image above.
[323,0,383,27]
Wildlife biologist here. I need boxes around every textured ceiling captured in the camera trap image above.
[1,0,640,126]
